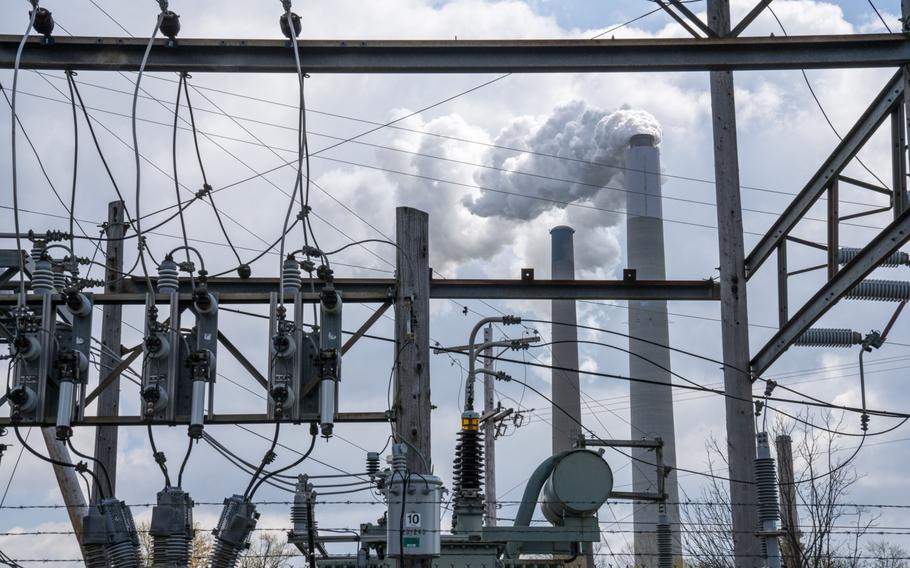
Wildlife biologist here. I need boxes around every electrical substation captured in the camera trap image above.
[1,1,910,567]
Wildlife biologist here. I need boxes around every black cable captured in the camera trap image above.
[244,421,281,499]
[171,73,192,267]
[65,438,112,499]
[9,6,40,304]
[208,218,301,278]
[181,74,243,265]
[521,338,909,440]
[69,66,137,230]
[0,429,29,510]
[398,470,408,564]
[867,0,894,32]
[64,70,79,259]
[767,5,889,189]
[520,318,893,416]
[131,9,166,295]
[39,73,870,221]
[176,437,193,488]
[12,426,105,497]
[202,435,296,493]
[248,423,317,499]
[147,423,172,488]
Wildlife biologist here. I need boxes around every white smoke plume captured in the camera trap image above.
[329,101,661,277]
[464,101,662,224]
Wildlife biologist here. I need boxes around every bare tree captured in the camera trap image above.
[863,541,908,568]
[239,532,296,568]
[681,411,877,568]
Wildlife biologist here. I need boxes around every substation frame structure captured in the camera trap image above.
[3,0,910,565]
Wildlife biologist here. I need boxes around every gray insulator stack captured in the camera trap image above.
[794,328,862,348]
[391,443,408,475]
[755,432,782,568]
[85,498,140,568]
[844,279,910,302]
[282,256,302,294]
[157,258,180,295]
[150,487,194,567]
[210,495,259,568]
[83,544,107,568]
[755,442,779,524]
[29,244,45,265]
[82,507,109,568]
[656,513,672,568]
[30,258,54,294]
[840,247,910,267]
[290,477,315,537]
[52,263,67,292]
[366,452,380,477]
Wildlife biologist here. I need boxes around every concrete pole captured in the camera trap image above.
[776,435,801,567]
[394,206,432,477]
[92,201,124,503]
[550,226,582,454]
[707,1,761,565]
[482,325,497,526]
[624,134,681,566]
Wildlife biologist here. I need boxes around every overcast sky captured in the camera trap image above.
[2,0,910,565]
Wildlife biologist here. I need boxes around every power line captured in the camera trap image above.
[28,80,885,234]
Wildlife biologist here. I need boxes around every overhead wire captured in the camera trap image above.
[53,70,874,209]
[11,426,105,500]
[181,73,244,266]
[129,4,171,296]
[65,437,112,499]
[171,72,192,267]
[248,425,317,500]
[63,70,79,259]
[767,4,891,190]
[866,0,894,33]
[8,2,40,304]
[243,421,282,499]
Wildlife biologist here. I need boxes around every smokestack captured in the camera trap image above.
[625,135,681,567]
[550,226,582,454]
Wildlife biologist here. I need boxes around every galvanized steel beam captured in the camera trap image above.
[751,208,910,375]
[745,70,904,278]
[0,277,721,303]
[2,34,910,73]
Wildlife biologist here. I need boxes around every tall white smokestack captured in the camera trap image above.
[550,226,582,454]
[625,134,681,566]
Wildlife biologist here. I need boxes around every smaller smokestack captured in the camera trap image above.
[549,226,581,454]
[550,226,576,279]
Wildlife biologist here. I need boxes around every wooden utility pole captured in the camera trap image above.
[394,206,431,476]
[92,201,125,503]
[706,1,760,565]
[394,207,432,568]
[776,435,801,567]
[482,325,496,526]
[40,428,87,540]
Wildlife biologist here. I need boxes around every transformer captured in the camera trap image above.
[385,444,443,558]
